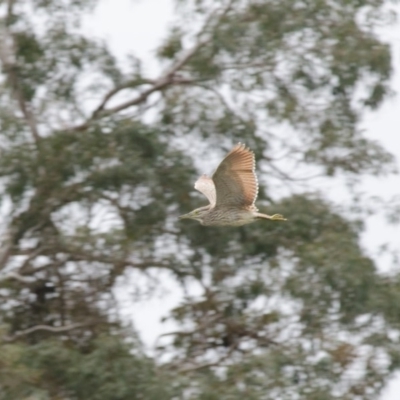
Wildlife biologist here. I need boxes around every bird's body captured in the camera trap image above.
[192,206,255,226]
[180,143,287,226]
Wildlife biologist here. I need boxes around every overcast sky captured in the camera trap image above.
[84,1,400,398]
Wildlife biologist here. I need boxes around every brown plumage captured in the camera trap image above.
[180,143,287,226]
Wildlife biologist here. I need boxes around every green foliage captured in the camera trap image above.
[158,27,183,59]
[0,0,399,399]
[0,333,181,400]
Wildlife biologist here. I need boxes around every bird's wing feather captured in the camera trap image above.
[212,143,258,208]
[194,174,216,207]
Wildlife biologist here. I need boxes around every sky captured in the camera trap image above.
[85,0,400,398]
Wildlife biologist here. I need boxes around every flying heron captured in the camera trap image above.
[180,143,287,226]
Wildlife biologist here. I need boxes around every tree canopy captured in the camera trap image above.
[0,0,399,399]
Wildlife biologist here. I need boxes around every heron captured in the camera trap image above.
[179,143,287,226]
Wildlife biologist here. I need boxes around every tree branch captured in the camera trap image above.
[6,0,15,20]
[91,78,156,118]
[0,238,13,271]
[70,0,235,132]
[3,323,85,342]
[0,271,37,284]
[71,76,194,132]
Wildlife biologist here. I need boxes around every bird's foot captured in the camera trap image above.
[271,214,287,221]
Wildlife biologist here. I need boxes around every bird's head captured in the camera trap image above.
[179,206,209,224]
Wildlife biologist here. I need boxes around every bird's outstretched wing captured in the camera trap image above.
[212,143,258,209]
[194,174,216,207]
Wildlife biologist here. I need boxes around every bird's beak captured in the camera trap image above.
[179,213,191,220]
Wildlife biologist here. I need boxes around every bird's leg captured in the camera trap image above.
[270,214,287,221]
[255,212,287,221]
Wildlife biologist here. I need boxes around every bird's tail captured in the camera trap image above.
[255,212,287,221]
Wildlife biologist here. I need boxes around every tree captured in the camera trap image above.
[0,328,180,400]
[0,0,399,399]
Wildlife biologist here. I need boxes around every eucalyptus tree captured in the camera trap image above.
[0,0,399,399]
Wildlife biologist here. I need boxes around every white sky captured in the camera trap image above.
[85,0,400,398]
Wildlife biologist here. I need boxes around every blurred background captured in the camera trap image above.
[0,0,400,399]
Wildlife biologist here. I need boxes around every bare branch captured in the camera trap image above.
[0,271,37,283]
[6,0,15,19]
[3,323,85,342]
[70,1,235,132]
[91,78,156,118]
[96,77,172,116]
[72,76,194,132]
[0,226,18,271]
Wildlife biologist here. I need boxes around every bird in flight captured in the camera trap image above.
[180,143,287,226]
